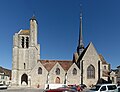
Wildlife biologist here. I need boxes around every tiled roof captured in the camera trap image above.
[19,30,30,35]
[38,60,73,72]
[0,66,11,77]
[99,54,108,64]
[58,61,73,71]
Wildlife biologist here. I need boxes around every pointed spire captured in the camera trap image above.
[77,5,84,55]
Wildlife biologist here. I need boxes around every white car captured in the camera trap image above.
[0,84,7,89]
[87,84,117,92]
[114,86,120,92]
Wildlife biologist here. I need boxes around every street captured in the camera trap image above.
[0,87,89,92]
[0,88,44,92]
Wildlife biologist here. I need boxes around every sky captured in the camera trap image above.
[0,0,120,69]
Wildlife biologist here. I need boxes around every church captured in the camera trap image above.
[12,14,110,88]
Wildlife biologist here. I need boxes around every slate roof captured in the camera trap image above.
[38,60,73,72]
[0,66,11,77]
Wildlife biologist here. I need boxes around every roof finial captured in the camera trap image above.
[31,12,36,20]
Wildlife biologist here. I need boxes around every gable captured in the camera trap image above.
[82,42,100,62]
[67,63,80,74]
[30,61,48,75]
[50,62,65,73]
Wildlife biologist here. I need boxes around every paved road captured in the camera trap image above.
[0,88,89,92]
[0,88,44,92]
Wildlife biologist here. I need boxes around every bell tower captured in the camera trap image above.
[30,15,38,47]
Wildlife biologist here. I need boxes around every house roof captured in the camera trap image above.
[38,60,73,72]
[99,54,108,64]
[0,66,11,77]
[19,30,30,35]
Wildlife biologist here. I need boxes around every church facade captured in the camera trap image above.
[12,15,110,88]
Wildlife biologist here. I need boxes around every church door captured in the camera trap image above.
[21,74,28,86]
[55,77,60,83]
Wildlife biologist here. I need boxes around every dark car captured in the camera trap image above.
[43,88,77,92]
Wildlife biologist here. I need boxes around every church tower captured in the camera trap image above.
[12,16,40,87]
[77,13,84,56]
[73,13,84,63]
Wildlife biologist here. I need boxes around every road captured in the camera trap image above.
[0,88,89,92]
[0,88,44,92]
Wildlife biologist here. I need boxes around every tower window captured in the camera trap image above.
[56,68,60,75]
[38,67,42,74]
[26,37,29,48]
[21,37,24,48]
[73,68,77,75]
[24,63,26,69]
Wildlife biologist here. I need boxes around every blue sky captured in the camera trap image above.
[0,0,120,69]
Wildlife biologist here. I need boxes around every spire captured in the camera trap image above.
[77,8,84,55]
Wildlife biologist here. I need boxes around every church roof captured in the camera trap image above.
[99,54,108,64]
[19,30,30,35]
[39,60,73,72]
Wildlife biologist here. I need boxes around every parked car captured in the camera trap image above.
[0,84,7,89]
[43,88,77,92]
[117,86,120,92]
[87,84,117,92]
[114,86,120,92]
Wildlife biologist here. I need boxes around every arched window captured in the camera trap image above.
[21,37,24,48]
[56,68,60,75]
[38,67,42,74]
[73,68,77,75]
[26,37,29,48]
[87,65,95,79]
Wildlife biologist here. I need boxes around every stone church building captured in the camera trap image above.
[12,14,110,88]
